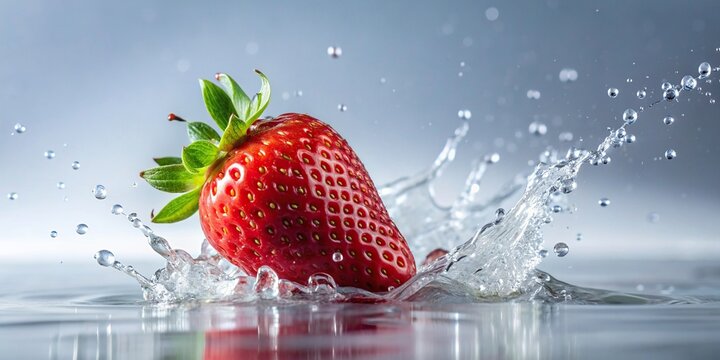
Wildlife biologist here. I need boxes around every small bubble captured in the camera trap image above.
[526,89,541,99]
[7,192,18,200]
[57,181,66,190]
[636,90,646,99]
[664,88,679,101]
[94,250,115,267]
[332,252,343,262]
[457,109,472,120]
[45,150,55,159]
[665,149,677,160]
[698,62,712,78]
[599,197,610,207]
[50,230,58,238]
[661,82,673,91]
[76,223,89,235]
[337,104,347,112]
[539,249,549,258]
[485,7,499,21]
[622,108,638,124]
[71,161,80,170]
[528,121,547,136]
[607,88,619,98]
[681,75,697,90]
[13,123,26,134]
[663,116,675,125]
[553,242,569,257]
[93,185,107,200]
[327,46,342,58]
[559,68,578,82]
[111,204,124,215]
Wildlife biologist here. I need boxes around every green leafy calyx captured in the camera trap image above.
[140,70,272,223]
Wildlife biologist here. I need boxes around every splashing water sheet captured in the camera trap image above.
[3,4,720,359]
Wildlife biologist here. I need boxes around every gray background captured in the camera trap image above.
[1,1,718,274]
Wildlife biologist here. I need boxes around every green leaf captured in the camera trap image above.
[182,140,220,173]
[187,122,221,142]
[153,157,182,166]
[140,164,204,193]
[151,187,202,223]
[216,73,251,122]
[218,114,251,151]
[200,79,235,130]
[244,70,271,124]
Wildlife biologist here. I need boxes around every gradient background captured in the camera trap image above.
[1,1,718,277]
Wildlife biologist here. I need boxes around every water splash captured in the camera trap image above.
[96,61,717,304]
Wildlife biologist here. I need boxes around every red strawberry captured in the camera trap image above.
[141,71,416,292]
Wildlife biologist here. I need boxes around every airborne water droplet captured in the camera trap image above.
[698,62,712,78]
[50,230,58,238]
[7,192,18,200]
[337,104,347,112]
[13,123,26,134]
[76,223,88,235]
[622,109,638,124]
[327,46,342,58]
[665,149,677,160]
[57,181,66,190]
[599,197,610,207]
[71,161,80,170]
[94,250,116,267]
[661,82,673,91]
[607,88,619,98]
[664,88,679,101]
[539,249,549,258]
[528,121,547,136]
[457,109,472,120]
[636,90,646,99]
[111,204,124,215]
[559,68,578,82]
[45,150,55,159]
[681,75,697,90]
[663,116,675,125]
[93,185,107,200]
[553,242,569,257]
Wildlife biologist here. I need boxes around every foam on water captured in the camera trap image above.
[96,61,717,304]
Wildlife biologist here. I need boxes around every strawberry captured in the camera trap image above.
[141,71,416,292]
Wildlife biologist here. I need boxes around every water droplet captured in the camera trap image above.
[457,109,472,120]
[93,185,107,200]
[56,181,66,190]
[128,212,138,222]
[553,242,569,257]
[294,90,303,97]
[337,104,347,112]
[599,197,610,207]
[332,251,343,262]
[636,90,646,99]
[698,62,712,78]
[484,153,501,164]
[681,75,697,90]
[664,88,679,101]
[111,204,124,215]
[7,192,18,200]
[380,77,387,84]
[551,205,563,213]
[622,108,638,124]
[601,156,611,164]
[94,250,115,267]
[528,121,547,136]
[526,89,541,99]
[711,99,717,104]
[665,149,677,160]
[561,178,577,193]
[539,249,549,258]
[50,230,58,238]
[626,134,636,143]
[559,68,578,82]
[76,224,88,235]
[607,88,619,98]
[576,233,583,241]
[661,82,673,91]
[253,266,280,299]
[626,78,633,83]
[485,7,499,21]
[647,212,660,223]
[44,150,55,159]
[327,46,342,58]
[307,273,338,294]
[663,116,675,125]
[13,123,26,134]
[132,218,143,228]
[71,161,80,170]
